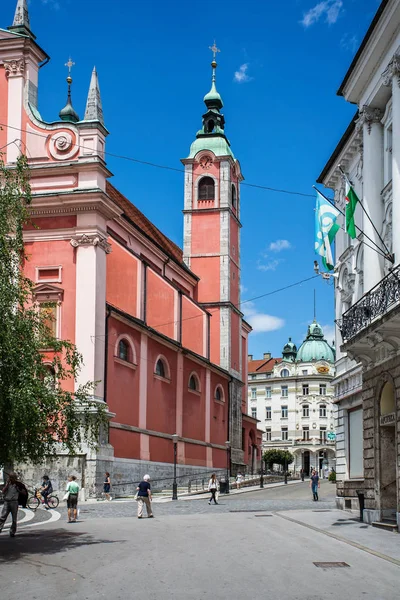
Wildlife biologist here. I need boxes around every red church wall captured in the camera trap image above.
[212,448,226,469]
[106,317,140,427]
[0,67,7,151]
[190,213,220,254]
[185,442,206,466]
[24,216,77,230]
[106,240,139,318]
[230,312,240,373]
[146,341,176,434]
[182,359,206,441]
[109,428,140,460]
[146,269,176,340]
[241,334,248,411]
[209,307,220,366]
[149,436,173,464]
[181,296,204,357]
[210,373,228,447]
[190,256,220,302]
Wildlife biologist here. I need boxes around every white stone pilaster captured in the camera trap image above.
[184,164,193,210]
[220,210,230,302]
[72,233,110,400]
[5,59,25,163]
[219,160,230,207]
[359,106,384,290]
[383,55,400,266]
[220,307,231,370]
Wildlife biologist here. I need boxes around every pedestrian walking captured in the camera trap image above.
[136,474,153,519]
[236,473,243,490]
[65,475,80,523]
[0,472,20,537]
[208,473,219,505]
[300,468,305,482]
[40,475,53,508]
[103,472,111,501]
[310,469,320,501]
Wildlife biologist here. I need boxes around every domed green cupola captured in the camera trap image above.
[296,321,335,363]
[282,337,297,362]
[187,43,234,159]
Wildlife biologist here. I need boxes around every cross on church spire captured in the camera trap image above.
[65,57,75,77]
[209,41,220,61]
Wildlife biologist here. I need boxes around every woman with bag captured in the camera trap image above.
[103,472,111,501]
[65,475,80,523]
[208,473,219,505]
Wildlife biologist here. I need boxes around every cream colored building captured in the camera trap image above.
[248,323,336,475]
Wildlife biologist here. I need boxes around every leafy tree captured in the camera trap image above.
[263,449,294,471]
[0,155,107,468]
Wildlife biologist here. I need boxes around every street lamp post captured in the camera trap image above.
[225,441,231,494]
[172,433,179,500]
[260,453,264,489]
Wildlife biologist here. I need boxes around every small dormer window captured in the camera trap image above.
[198,177,215,200]
[281,368,289,377]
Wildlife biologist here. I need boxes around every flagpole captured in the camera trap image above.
[312,186,389,261]
[338,165,392,258]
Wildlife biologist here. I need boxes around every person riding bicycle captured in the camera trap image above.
[40,475,53,509]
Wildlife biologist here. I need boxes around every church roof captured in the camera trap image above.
[248,357,282,374]
[106,182,186,267]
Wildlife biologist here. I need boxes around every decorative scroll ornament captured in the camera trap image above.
[70,234,111,254]
[356,106,383,134]
[382,54,400,87]
[48,131,78,160]
[4,59,25,78]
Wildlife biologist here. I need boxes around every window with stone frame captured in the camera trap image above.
[265,386,271,398]
[198,176,215,200]
[117,339,129,362]
[320,427,327,443]
[302,384,309,396]
[281,385,288,398]
[251,407,257,419]
[281,427,288,441]
[34,284,64,344]
[265,428,271,441]
[319,383,326,396]
[251,387,257,399]
[302,426,310,441]
[265,406,271,420]
[302,404,309,418]
[155,358,166,378]
[319,404,327,418]
[281,405,288,418]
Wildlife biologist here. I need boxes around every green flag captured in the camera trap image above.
[345,180,359,239]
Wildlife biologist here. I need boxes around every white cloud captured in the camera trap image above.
[240,284,248,294]
[244,302,285,333]
[257,259,282,272]
[301,0,343,28]
[321,323,336,345]
[340,33,358,53]
[41,0,61,8]
[234,63,251,83]
[269,239,292,253]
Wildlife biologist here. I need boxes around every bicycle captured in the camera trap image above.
[27,488,59,511]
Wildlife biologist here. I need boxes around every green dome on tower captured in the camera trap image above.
[296,321,335,363]
[282,337,297,362]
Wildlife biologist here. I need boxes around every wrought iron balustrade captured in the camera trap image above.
[340,266,400,342]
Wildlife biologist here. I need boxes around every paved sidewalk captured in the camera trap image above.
[276,509,400,565]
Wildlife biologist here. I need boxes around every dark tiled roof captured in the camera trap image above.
[106,182,184,265]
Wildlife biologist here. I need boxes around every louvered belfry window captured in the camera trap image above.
[198,177,215,200]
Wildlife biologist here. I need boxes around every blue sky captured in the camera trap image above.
[5,0,381,358]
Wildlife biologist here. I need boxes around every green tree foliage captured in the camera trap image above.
[328,470,336,482]
[263,449,294,471]
[0,155,107,467]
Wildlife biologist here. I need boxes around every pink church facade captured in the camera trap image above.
[0,2,262,494]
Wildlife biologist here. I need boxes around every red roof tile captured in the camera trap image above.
[248,357,282,374]
[106,182,184,265]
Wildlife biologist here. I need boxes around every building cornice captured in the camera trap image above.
[317,113,361,187]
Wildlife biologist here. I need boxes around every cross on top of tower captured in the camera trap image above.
[65,57,75,76]
[209,41,220,60]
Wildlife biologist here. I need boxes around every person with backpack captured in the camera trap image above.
[0,472,20,537]
[40,475,53,509]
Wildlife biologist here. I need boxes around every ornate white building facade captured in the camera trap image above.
[247,323,336,475]
[318,0,400,529]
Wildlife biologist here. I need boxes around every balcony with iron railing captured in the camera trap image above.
[339,265,400,343]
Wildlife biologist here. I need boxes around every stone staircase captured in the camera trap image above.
[372,513,398,533]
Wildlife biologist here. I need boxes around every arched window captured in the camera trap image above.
[281,368,289,377]
[215,385,224,401]
[189,373,200,392]
[118,339,129,362]
[231,184,237,209]
[155,359,166,378]
[198,177,215,200]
